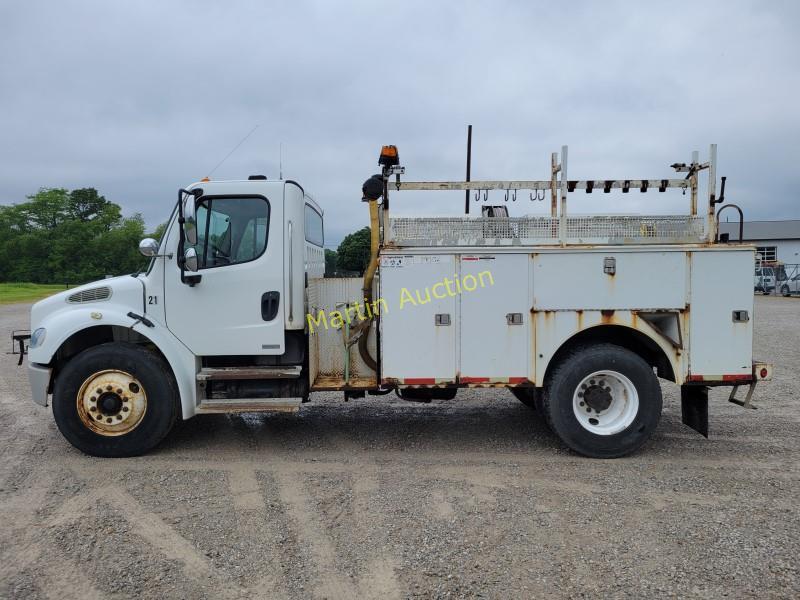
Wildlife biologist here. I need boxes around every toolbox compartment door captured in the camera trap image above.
[379,254,457,384]
[688,250,754,377]
[459,254,531,382]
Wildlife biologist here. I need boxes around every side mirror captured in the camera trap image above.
[184,247,199,272]
[183,195,197,245]
[138,238,160,257]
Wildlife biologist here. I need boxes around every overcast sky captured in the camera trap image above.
[1,1,798,248]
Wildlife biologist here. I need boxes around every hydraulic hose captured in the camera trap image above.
[357,198,380,371]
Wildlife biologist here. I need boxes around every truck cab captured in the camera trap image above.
[27,177,323,456]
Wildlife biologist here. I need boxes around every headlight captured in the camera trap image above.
[30,328,46,349]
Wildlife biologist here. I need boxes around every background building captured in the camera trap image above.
[719,220,800,264]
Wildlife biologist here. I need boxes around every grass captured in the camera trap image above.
[0,283,73,305]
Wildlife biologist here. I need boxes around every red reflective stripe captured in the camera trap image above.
[722,374,753,382]
[462,257,480,261]
[508,377,529,384]
[461,377,490,383]
[402,378,436,385]
[687,374,752,382]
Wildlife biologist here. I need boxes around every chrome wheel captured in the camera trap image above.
[572,370,639,436]
[76,369,147,436]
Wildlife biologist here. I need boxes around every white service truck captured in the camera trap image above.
[19,144,772,458]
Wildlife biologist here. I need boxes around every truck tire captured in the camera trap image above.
[52,342,178,457]
[781,285,790,297]
[543,343,662,458]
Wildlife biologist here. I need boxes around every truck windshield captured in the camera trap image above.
[193,196,270,269]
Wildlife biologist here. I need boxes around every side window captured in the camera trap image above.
[192,197,270,269]
[304,204,324,247]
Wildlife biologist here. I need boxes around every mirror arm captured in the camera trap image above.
[176,188,202,287]
[177,192,187,285]
[183,274,202,287]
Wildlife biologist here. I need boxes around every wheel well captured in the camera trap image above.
[53,326,171,379]
[543,325,676,385]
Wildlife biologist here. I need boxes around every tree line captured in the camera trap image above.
[0,186,374,284]
[0,188,153,284]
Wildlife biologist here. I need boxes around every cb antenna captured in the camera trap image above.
[206,124,260,178]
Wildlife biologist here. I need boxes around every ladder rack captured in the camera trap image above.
[380,145,719,247]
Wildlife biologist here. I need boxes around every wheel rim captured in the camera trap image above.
[572,370,638,435]
[76,370,147,436]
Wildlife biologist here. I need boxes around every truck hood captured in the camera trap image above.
[30,275,145,331]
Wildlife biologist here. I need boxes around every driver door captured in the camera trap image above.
[164,186,285,356]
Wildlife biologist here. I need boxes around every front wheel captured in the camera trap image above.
[52,342,178,457]
[543,344,662,458]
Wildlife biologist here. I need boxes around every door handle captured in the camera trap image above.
[261,291,280,321]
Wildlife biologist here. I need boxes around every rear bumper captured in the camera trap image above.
[28,362,52,407]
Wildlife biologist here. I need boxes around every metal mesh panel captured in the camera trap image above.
[389,217,559,246]
[565,216,705,242]
[388,216,705,246]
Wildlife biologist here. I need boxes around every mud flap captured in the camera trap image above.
[681,385,709,438]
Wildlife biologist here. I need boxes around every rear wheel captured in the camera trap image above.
[782,285,790,297]
[543,344,662,458]
[53,343,178,457]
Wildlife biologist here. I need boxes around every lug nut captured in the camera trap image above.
[122,406,129,412]
[579,401,585,407]
[89,406,96,412]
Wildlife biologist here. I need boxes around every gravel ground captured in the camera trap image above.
[0,296,798,599]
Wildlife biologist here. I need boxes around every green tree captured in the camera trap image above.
[324,249,337,276]
[68,188,111,222]
[0,187,148,284]
[19,188,69,230]
[336,227,371,274]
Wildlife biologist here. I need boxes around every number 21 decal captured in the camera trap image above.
[148,295,158,305]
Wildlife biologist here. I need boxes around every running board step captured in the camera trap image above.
[197,365,302,381]
[196,398,303,414]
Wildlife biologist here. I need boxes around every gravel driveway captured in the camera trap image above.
[1,297,798,599]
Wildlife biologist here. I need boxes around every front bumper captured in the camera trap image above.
[29,362,52,407]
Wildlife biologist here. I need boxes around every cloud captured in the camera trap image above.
[1,0,798,247]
